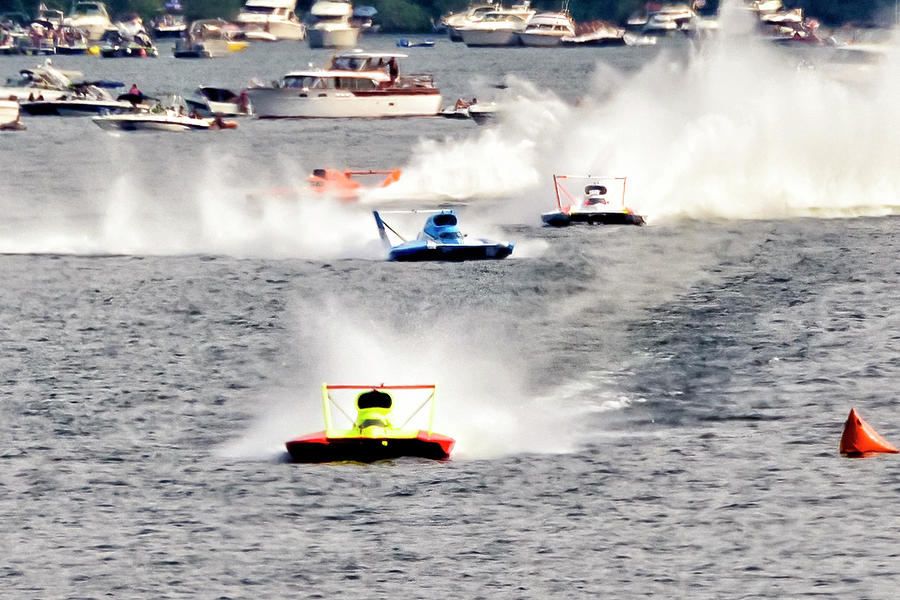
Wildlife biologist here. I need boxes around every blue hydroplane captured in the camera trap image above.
[373,209,514,261]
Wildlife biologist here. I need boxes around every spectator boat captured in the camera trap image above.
[246,49,441,118]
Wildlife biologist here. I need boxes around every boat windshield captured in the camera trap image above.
[242,6,276,14]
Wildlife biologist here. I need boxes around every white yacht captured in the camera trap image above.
[459,9,533,47]
[306,0,359,48]
[442,1,497,41]
[246,50,441,118]
[236,0,306,41]
[518,11,575,46]
[63,1,114,41]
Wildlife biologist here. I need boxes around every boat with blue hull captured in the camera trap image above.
[374,209,514,261]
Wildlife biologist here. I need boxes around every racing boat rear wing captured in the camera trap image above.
[321,383,439,436]
[553,174,627,212]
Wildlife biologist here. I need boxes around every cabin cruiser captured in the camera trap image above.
[306,0,359,48]
[246,49,441,118]
[63,1,114,41]
[459,6,535,47]
[442,1,498,42]
[236,0,306,40]
[518,10,574,46]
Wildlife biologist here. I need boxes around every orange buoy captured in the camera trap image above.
[839,408,898,457]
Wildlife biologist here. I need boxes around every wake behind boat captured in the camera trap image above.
[285,384,455,463]
[246,48,441,118]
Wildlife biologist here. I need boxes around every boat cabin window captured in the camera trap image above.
[282,76,326,89]
[335,77,377,90]
[438,230,463,241]
[585,185,607,195]
[243,6,275,14]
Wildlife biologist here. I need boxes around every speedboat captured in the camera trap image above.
[285,384,455,463]
[541,174,645,226]
[21,96,137,116]
[517,10,575,46]
[306,0,359,48]
[92,96,237,131]
[374,209,514,261]
[93,109,214,131]
[0,60,97,102]
[246,49,442,118]
[20,77,138,116]
[467,100,498,125]
[185,86,252,116]
[236,0,306,40]
[248,167,401,205]
[309,167,400,201]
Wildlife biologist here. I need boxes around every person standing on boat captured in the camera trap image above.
[388,57,399,83]
[129,83,141,96]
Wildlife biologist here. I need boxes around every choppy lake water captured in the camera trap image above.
[2,22,900,598]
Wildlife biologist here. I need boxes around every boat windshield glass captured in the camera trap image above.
[242,6,275,14]
[335,77,376,90]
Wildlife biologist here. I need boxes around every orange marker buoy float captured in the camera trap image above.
[839,408,898,457]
